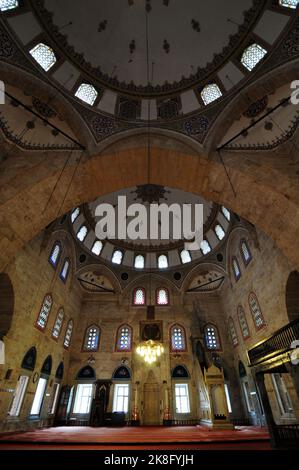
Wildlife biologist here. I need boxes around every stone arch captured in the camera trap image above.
[285,271,299,323]
[2,132,299,271]
[0,273,14,339]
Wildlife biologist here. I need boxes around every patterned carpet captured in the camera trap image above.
[0,425,270,448]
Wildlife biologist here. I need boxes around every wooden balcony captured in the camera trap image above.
[248,318,299,367]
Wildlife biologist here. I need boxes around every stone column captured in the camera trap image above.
[254,372,278,448]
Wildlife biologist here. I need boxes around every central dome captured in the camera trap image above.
[33,0,260,95]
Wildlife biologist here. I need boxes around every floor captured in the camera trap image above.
[0,425,271,450]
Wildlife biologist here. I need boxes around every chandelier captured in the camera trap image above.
[136,340,164,364]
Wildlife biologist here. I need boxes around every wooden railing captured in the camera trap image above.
[272,424,299,448]
[248,318,299,366]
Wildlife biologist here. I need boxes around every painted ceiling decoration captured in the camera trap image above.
[0,1,297,148]
[77,271,115,293]
[220,82,299,150]
[0,84,82,151]
[187,270,225,292]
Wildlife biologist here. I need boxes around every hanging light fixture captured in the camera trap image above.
[136,339,164,364]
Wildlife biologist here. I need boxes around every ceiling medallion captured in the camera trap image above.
[132,184,170,204]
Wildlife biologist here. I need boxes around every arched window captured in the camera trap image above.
[71,207,80,223]
[180,249,191,264]
[204,324,221,350]
[0,0,19,12]
[156,287,169,306]
[201,83,222,105]
[116,325,132,352]
[36,294,53,330]
[75,83,98,105]
[76,225,88,242]
[134,254,145,269]
[112,250,123,265]
[52,308,64,340]
[29,43,57,72]
[63,319,73,349]
[158,254,168,269]
[240,239,252,266]
[237,306,250,340]
[49,241,61,268]
[133,287,146,306]
[91,240,103,256]
[241,43,267,71]
[215,224,225,240]
[170,324,186,352]
[248,292,265,329]
[60,258,70,282]
[83,325,100,351]
[221,206,231,221]
[228,317,238,347]
[279,0,298,8]
[200,239,211,255]
[232,257,241,281]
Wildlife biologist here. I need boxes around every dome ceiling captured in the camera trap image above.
[85,185,216,250]
[70,185,231,270]
[37,0,256,94]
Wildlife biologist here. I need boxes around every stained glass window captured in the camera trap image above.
[133,287,146,305]
[60,259,70,282]
[77,225,88,242]
[240,239,252,265]
[215,224,225,240]
[279,0,298,8]
[232,257,241,281]
[180,249,191,264]
[75,83,98,105]
[241,43,267,71]
[134,255,145,269]
[116,325,132,352]
[171,325,186,351]
[238,306,250,339]
[222,206,231,221]
[49,241,61,267]
[156,288,169,305]
[200,239,211,255]
[29,43,57,72]
[71,207,80,223]
[83,325,100,351]
[112,250,123,265]
[249,293,265,329]
[228,317,238,347]
[36,294,53,330]
[63,320,73,349]
[158,254,168,269]
[204,324,221,350]
[0,0,18,12]
[201,83,222,105]
[52,308,64,339]
[91,240,103,256]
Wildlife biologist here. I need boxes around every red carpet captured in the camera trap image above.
[0,426,270,450]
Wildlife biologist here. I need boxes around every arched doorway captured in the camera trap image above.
[286,271,299,323]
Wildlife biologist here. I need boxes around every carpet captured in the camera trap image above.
[0,425,270,447]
